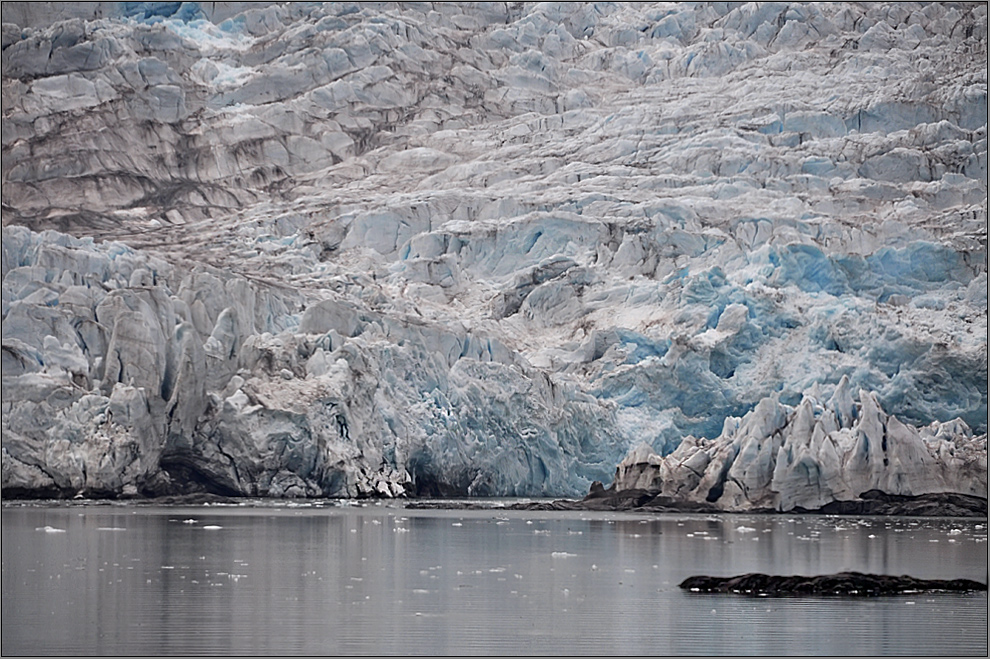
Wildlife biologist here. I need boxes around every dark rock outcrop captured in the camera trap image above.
[679,572,988,596]
[797,489,988,517]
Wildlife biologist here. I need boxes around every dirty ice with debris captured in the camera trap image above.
[1,2,986,510]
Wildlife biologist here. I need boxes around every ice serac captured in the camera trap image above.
[2,2,987,503]
[610,378,987,512]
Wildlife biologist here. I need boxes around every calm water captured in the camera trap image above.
[2,501,987,656]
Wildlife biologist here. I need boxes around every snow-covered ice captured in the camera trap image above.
[1,2,986,507]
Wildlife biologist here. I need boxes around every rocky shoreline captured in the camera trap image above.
[563,484,989,517]
[4,487,987,518]
[404,487,990,517]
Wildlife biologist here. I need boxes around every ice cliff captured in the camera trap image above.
[1,2,986,504]
[611,377,987,511]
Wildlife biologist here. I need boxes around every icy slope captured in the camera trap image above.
[2,2,986,501]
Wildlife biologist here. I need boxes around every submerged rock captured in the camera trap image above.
[679,572,988,596]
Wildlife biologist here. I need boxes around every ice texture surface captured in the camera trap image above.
[1,2,986,503]
[611,378,987,511]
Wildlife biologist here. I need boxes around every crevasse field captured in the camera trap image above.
[1,2,986,508]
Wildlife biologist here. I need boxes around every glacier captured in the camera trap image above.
[610,377,987,512]
[1,1,986,507]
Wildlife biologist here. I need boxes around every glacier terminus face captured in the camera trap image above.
[1,2,986,508]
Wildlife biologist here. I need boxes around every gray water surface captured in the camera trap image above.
[2,502,987,655]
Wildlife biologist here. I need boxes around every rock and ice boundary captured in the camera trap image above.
[2,2,987,505]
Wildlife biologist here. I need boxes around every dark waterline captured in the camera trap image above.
[2,502,987,656]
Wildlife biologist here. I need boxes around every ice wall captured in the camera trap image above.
[2,2,986,501]
[610,377,987,511]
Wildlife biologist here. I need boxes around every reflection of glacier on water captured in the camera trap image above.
[2,503,987,655]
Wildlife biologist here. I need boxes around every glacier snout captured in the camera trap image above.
[610,379,987,512]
